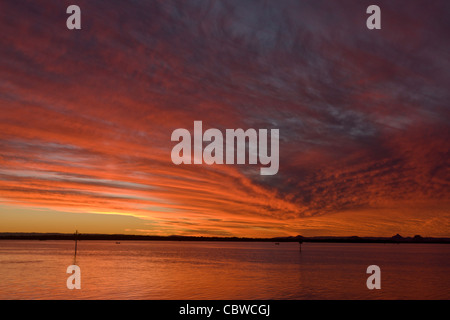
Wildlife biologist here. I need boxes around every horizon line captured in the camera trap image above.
[1,231,449,241]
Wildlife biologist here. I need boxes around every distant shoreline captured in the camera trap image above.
[0,232,449,244]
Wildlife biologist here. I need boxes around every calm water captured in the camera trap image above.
[0,240,448,300]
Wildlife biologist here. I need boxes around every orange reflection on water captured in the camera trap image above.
[0,240,449,299]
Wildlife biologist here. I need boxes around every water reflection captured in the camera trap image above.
[0,241,448,299]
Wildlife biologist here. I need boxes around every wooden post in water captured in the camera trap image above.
[73,230,78,264]
[299,240,302,252]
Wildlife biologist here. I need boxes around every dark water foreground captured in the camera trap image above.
[0,240,448,299]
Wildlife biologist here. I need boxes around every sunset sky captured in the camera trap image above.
[0,0,449,237]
